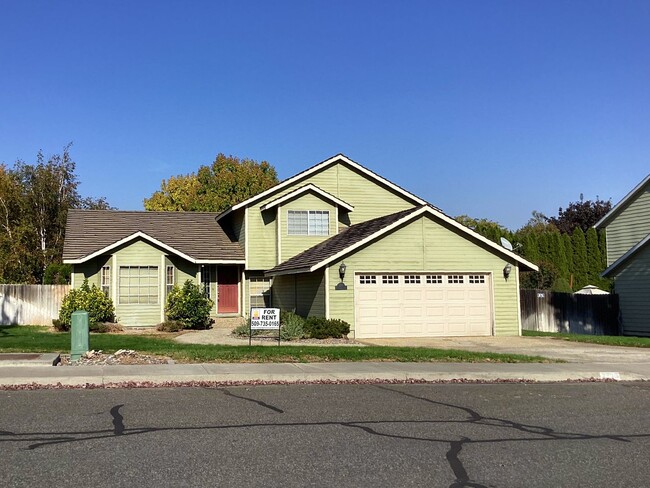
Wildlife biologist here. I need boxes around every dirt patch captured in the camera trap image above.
[58,349,174,366]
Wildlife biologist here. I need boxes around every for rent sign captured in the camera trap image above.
[250,308,280,329]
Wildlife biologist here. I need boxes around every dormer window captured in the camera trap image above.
[288,210,329,236]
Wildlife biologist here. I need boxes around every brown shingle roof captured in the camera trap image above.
[63,210,244,262]
[266,207,423,274]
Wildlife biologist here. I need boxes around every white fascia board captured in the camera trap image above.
[309,206,538,273]
[63,231,244,265]
[216,153,426,221]
[594,174,650,229]
[601,233,650,277]
[260,184,354,212]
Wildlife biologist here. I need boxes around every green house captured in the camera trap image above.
[595,174,650,336]
[63,154,537,337]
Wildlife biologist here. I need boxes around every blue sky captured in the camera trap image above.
[1,1,648,230]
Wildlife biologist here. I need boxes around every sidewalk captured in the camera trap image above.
[0,360,648,387]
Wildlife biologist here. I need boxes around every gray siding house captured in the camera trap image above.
[595,174,650,336]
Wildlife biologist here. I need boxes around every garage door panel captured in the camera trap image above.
[355,273,492,338]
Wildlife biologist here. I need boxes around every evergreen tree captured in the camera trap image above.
[598,230,608,268]
[552,232,569,280]
[562,233,574,289]
[571,228,588,290]
[586,227,602,285]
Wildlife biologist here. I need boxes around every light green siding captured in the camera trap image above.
[327,215,521,337]
[612,243,650,336]
[280,193,336,262]
[272,271,326,317]
[246,161,417,270]
[605,188,650,265]
[72,256,109,288]
[231,209,245,251]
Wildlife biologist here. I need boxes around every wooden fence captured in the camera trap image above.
[520,289,620,335]
[0,285,70,326]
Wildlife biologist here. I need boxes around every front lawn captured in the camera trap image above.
[0,326,551,363]
[523,330,650,348]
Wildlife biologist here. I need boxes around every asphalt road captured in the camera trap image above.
[1,382,649,487]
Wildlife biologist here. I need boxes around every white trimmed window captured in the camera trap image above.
[119,266,159,304]
[250,277,272,308]
[447,275,464,284]
[201,266,211,299]
[426,275,442,284]
[359,275,377,284]
[166,265,175,295]
[101,266,110,296]
[469,275,485,284]
[382,275,399,284]
[287,210,329,236]
[404,275,421,284]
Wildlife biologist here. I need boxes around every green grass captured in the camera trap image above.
[0,326,551,363]
[523,330,650,348]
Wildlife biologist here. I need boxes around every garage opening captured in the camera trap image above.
[354,273,492,338]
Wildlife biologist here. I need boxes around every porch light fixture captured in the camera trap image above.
[339,262,347,281]
[503,263,512,280]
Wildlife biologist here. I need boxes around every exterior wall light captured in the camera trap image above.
[339,262,347,281]
[503,263,512,280]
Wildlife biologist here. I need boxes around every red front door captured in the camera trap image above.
[217,266,239,313]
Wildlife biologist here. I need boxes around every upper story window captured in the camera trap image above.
[287,210,329,236]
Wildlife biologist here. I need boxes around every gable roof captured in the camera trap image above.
[266,206,538,276]
[601,232,650,277]
[216,153,429,220]
[594,174,650,229]
[63,210,245,264]
[260,183,354,212]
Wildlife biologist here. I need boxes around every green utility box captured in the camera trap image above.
[71,310,89,361]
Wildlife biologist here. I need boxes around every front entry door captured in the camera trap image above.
[217,266,239,313]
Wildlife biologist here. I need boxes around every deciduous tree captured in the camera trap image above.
[144,153,278,213]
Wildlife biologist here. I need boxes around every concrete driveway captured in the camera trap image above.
[359,336,650,363]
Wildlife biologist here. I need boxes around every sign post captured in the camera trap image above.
[249,307,281,346]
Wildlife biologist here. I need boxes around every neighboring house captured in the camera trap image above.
[595,174,650,336]
[63,154,537,337]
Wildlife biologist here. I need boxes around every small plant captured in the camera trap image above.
[91,322,123,333]
[52,318,69,332]
[280,311,306,340]
[58,279,115,329]
[303,317,350,339]
[156,320,185,332]
[165,280,214,329]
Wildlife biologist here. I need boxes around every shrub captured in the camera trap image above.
[303,317,350,339]
[280,311,306,340]
[165,280,214,329]
[52,318,69,332]
[91,322,123,333]
[44,263,72,285]
[58,279,115,329]
[156,320,185,332]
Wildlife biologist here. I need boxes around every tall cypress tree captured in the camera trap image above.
[553,232,569,279]
[598,230,608,268]
[586,227,602,286]
[571,228,588,290]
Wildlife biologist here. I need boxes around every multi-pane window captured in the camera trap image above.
[447,275,464,284]
[166,265,175,295]
[359,275,377,284]
[426,275,443,284]
[101,266,110,296]
[119,266,158,304]
[382,275,399,284]
[469,275,485,284]
[249,277,272,308]
[287,210,329,236]
[404,275,421,284]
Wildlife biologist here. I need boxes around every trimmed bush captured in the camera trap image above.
[52,318,69,332]
[165,280,214,329]
[58,279,115,330]
[303,317,350,339]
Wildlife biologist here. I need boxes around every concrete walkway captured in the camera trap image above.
[0,360,648,387]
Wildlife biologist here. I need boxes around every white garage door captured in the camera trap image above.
[355,273,492,338]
